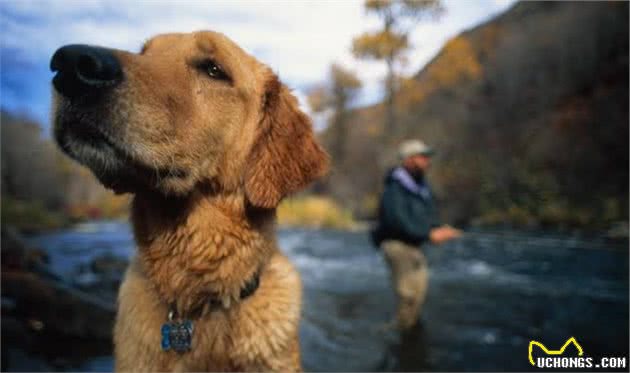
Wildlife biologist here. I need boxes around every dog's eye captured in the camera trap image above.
[202,60,230,81]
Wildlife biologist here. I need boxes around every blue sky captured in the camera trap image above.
[1,0,516,131]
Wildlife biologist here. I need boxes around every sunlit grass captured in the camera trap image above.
[277,196,356,229]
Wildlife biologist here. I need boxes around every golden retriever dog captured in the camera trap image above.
[50,31,328,371]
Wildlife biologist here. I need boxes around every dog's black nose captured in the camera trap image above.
[50,44,123,98]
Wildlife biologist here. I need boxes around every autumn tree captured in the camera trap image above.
[308,63,362,164]
[352,0,443,141]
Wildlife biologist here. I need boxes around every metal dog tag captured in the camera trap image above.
[161,311,193,353]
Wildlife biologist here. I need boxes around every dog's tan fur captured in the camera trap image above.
[52,31,328,371]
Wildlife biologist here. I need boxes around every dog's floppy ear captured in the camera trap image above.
[244,75,329,208]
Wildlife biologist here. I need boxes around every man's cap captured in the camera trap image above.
[398,139,435,160]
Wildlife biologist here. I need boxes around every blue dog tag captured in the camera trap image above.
[161,317,193,353]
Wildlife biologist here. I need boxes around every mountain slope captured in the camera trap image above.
[327,1,628,228]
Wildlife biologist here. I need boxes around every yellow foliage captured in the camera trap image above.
[366,122,382,137]
[366,0,391,11]
[96,192,131,219]
[398,35,482,108]
[352,30,408,60]
[66,192,130,220]
[331,64,362,90]
[307,86,328,113]
[277,196,356,229]
[365,0,444,21]
[360,194,380,216]
[427,36,482,85]
[398,78,427,107]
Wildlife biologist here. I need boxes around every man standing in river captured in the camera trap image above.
[373,139,462,330]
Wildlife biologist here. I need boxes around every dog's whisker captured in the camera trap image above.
[221,295,231,309]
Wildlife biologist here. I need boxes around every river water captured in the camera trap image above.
[26,221,628,371]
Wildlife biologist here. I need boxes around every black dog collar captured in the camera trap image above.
[161,271,261,354]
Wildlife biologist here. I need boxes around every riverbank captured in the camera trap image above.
[4,192,627,238]
[1,195,130,234]
[1,226,116,371]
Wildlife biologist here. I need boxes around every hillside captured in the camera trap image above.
[323,1,629,229]
[1,111,131,231]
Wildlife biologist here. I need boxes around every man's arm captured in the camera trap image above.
[429,225,462,244]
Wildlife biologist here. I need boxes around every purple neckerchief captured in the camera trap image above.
[391,167,431,200]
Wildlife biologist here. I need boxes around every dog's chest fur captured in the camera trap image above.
[131,191,274,313]
[114,253,302,371]
[113,192,302,371]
